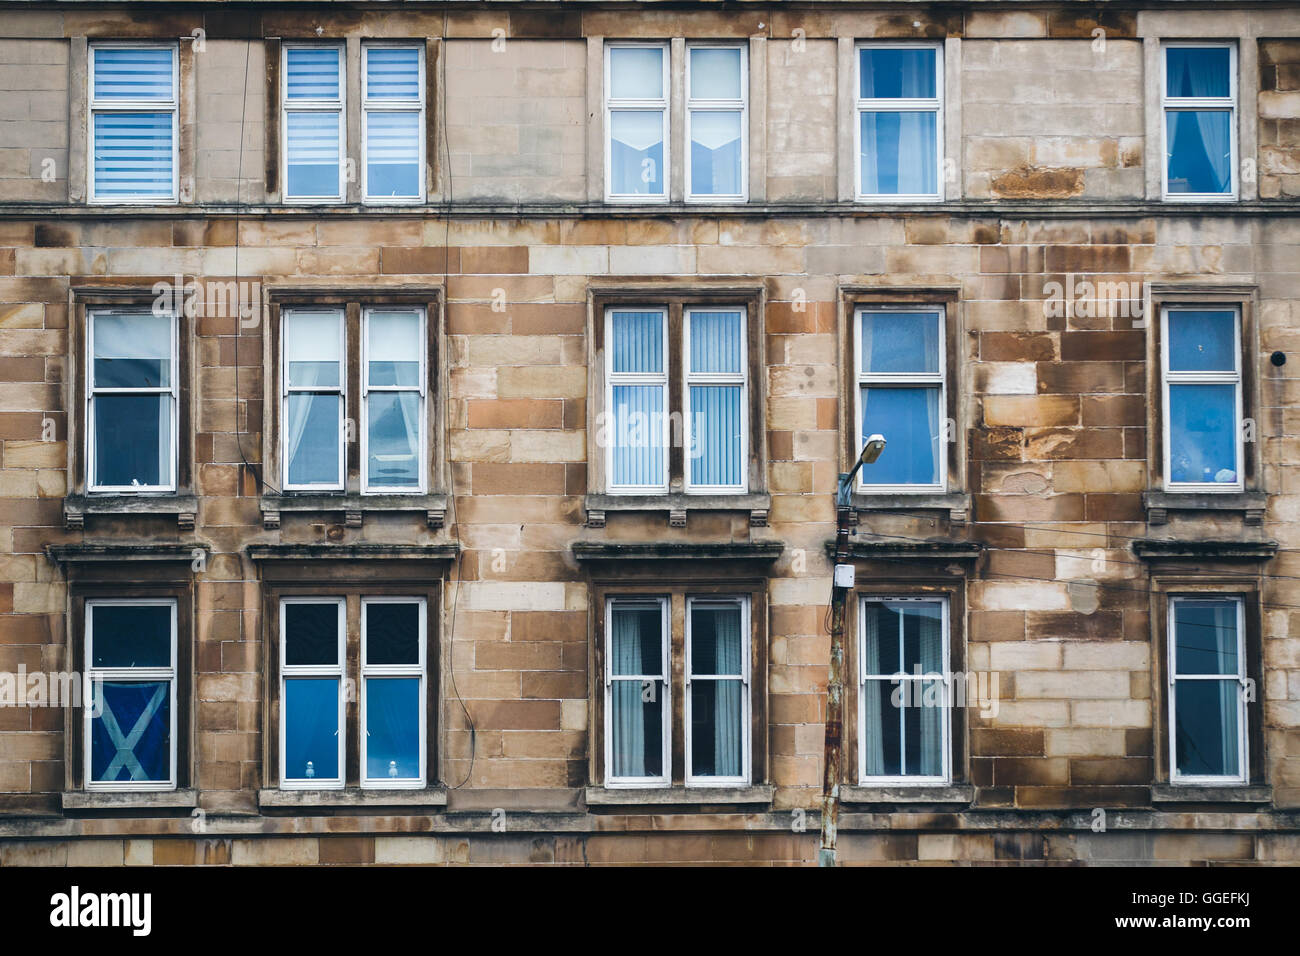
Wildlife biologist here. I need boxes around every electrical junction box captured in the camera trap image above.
[833,564,855,588]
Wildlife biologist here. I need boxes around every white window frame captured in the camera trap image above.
[279,597,346,790]
[604,41,670,203]
[361,307,427,494]
[360,596,427,789]
[683,306,748,494]
[685,596,751,787]
[84,598,179,792]
[1160,305,1244,493]
[87,42,179,205]
[853,41,944,203]
[858,596,951,786]
[361,42,425,204]
[684,43,748,203]
[86,308,179,494]
[280,307,347,492]
[854,306,947,494]
[1160,41,1238,202]
[282,42,346,204]
[605,306,670,495]
[1168,595,1248,785]
[604,596,671,788]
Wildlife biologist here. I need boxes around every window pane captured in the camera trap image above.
[286,47,340,99]
[610,605,663,675]
[283,602,339,666]
[906,679,945,776]
[862,679,901,776]
[365,111,420,198]
[367,392,420,487]
[1166,110,1232,194]
[610,680,663,778]
[365,602,420,665]
[365,47,420,99]
[284,678,339,780]
[286,393,341,485]
[93,47,174,100]
[689,385,742,487]
[689,47,741,99]
[860,386,941,486]
[1174,600,1238,675]
[1168,310,1235,372]
[610,385,664,487]
[860,48,936,98]
[285,311,342,387]
[1174,679,1239,777]
[691,679,743,777]
[862,602,901,676]
[1166,47,1231,98]
[90,681,170,783]
[690,110,742,195]
[93,394,169,488]
[610,47,662,99]
[93,313,172,388]
[690,604,743,676]
[286,111,341,197]
[899,601,944,674]
[860,311,940,374]
[93,111,174,198]
[365,677,420,780]
[367,311,421,386]
[610,310,664,373]
[1168,383,1237,484]
[688,309,743,374]
[91,604,172,668]
[861,110,937,195]
[609,110,664,195]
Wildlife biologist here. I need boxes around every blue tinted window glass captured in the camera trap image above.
[93,394,169,488]
[1166,111,1232,194]
[286,47,340,99]
[860,386,941,486]
[690,111,742,196]
[609,111,664,195]
[610,385,664,487]
[93,112,174,198]
[1166,47,1230,98]
[859,48,936,98]
[689,47,741,99]
[90,681,171,783]
[366,392,420,487]
[1168,383,1238,484]
[366,111,420,198]
[286,112,341,198]
[689,385,742,487]
[365,47,419,99]
[365,677,420,780]
[861,311,941,373]
[93,47,174,100]
[610,47,663,99]
[286,393,341,485]
[91,604,171,668]
[688,310,742,374]
[861,111,937,195]
[1174,680,1238,777]
[1174,600,1239,676]
[284,678,339,781]
[610,310,664,373]
[1168,310,1235,372]
[610,605,662,676]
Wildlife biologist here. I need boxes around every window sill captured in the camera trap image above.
[257,788,448,810]
[849,491,971,527]
[583,785,774,808]
[1150,784,1271,805]
[840,784,973,806]
[259,492,448,530]
[1143,490,1267,526]
[62,789,198,811]
[63,494,199,531]
[584,492,772,528]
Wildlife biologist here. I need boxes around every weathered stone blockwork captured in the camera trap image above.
[0,1,1297,865]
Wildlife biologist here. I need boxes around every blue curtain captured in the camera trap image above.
[859,47,936,98]
[90,681,170,783]
[365,677,420,781]
[284,678,340,781]
[860,111,937,195]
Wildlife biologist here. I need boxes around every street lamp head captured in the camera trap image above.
[859,434,886,466]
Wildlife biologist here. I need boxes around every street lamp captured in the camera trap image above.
[820,433,885,868]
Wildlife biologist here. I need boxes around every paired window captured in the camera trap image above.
[88,44,178,203]
[605,596,750,787]
[605,305,748,494]
[1162,43,1237,200]
[859,597,950,784]
[280,306,427,493]
[280,596,428,788]
[1168,596,1247,783]
[854,42,943,201]
[283,45,346,202]
[605,42,748,202]
[362,45,425,201]
[87,309,178,493]
[1160,307,1243,491]
[84,600,178,790]
[854,307,946,492]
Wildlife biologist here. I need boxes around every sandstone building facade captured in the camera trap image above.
[0,0,1298,865]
